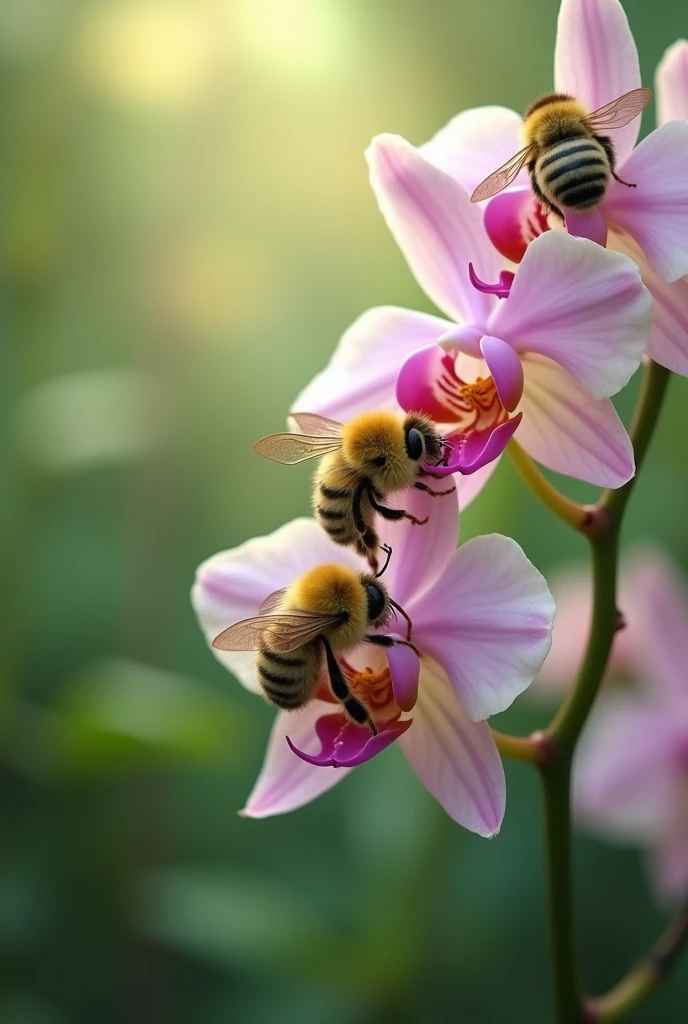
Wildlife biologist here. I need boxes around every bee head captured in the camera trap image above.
[341,410,441,492]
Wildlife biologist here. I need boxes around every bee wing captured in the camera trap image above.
[586,88,652,131]
[253,432,343,464]
[259,588,287,614]
[289,412,343,438]
[212,611,344,653]
[470,144,535,203]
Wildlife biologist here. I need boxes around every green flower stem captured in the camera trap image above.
[507,440,590,532]
[491,728,555,766]
[586,902,688,1022]
[535,359,671,1023]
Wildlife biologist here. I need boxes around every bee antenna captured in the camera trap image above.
[375,544,393,579]
[389,599,413,643]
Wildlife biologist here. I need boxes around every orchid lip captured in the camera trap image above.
[426,414,522,477]
[564,208,608,248]
[286,713,412,768]
[468,263,514,300]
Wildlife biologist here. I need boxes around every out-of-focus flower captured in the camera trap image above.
[543,546,688,902]
[294,135,650,498]
[192,488,555,835]
[536,546,688,696]
[423,0,688,297]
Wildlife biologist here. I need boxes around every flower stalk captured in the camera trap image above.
[503,359,672,1022]
[506,441,591,533]
[585,902,688,1022]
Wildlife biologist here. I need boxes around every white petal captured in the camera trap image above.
[421,106,524,196]
[399,660,505,836]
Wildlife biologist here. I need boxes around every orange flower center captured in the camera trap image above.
[435,363,508,435]
[347,666,394,709]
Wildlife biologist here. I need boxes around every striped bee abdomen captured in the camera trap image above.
[256,639,322,710]
[313,452,366,549]
[535,138,610,212]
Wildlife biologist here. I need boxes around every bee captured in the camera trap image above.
[253,411,454,571]
[211,550,415,734]
[470,87,652,219]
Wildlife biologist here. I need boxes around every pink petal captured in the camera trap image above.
[480,336,523,411]
[396,344,467,424]
[366,134,500,323]
[489,232,650,399]
[518,354,634,487]
[242,703,352,818]
[656,40,688,125]
[412,535,555,722]
[574,694,687,841]
[191,518,363,691]
[484,187,551,264]
[376,481,459,608]
[287,712,412,768]
[649,788,688,903]
[564,208,607,247]
[398,659,505,836]
[605,122,688,284]
[610,230,688,376]
[386,640,420,712]
[420,105,524,197]
[554,0,643,166]
[292,306,452,423]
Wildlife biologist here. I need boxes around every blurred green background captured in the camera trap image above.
[2,0,688,1020]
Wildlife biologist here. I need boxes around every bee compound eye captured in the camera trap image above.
[405,428,424,461]
[366,584,386,622]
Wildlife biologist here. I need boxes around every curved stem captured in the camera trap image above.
[507,440,589,531]
[586,902,688,1022]
[538,359,671,1023]
[491,728,556,766]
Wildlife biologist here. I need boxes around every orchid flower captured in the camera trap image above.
[533,547,667,695]
[191,487,555,836]
[570,547,688,902]
[421,0,688,377]
[294,135,651,499]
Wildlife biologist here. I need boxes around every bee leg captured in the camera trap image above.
[374,544,393,579]
[389,598,413,641]
[365,634,420,657]
[611,171,636,188]
[413,480,456,497]
[321,637,376,734]
[365,484,429,526]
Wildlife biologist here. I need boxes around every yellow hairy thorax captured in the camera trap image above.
[284,563,369,650]
[521,96,591,148]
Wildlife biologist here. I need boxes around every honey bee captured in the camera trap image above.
[253,411,454,571]
[471,88,652,219]
[212,552,416,734]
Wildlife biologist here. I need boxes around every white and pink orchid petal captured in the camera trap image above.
[191,518,362,691]
[649,786,688,903]
[386,640,420,712]
[484,188,551,265]
[480,336,524,411]
[287,711,412,768]
[366,134,500,324]
[518,355,634,488]
[605,122,688,284]
[420,106,523,196]
[242,702,352,818]
[412,535,555,722]
[489,233,650,399]
[574,694,686,841]
[399,659,505,836]
[292,306,452,423]
[656,40,688,126]
[376,482,459,609]
[610,230,688,376]
[554,0,642,165]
